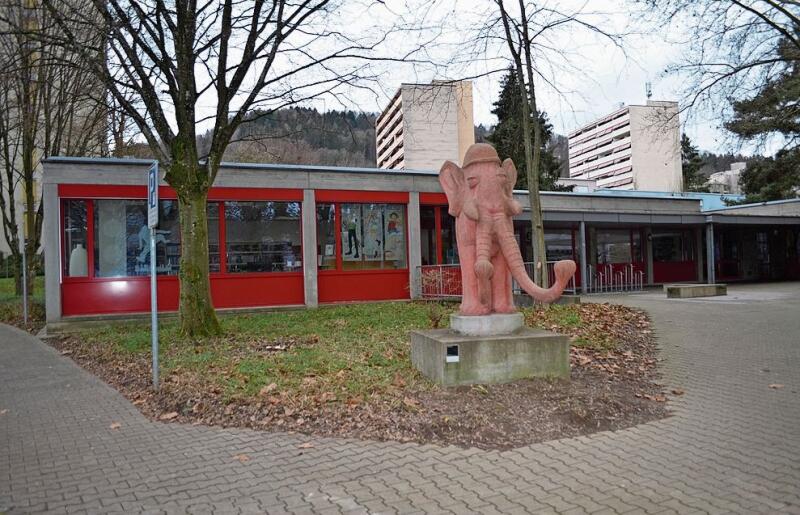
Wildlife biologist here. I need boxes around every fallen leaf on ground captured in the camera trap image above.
[60,350,73,355]
[0,409,8,415]
[233,454,250,463]
[319,392,336,403]
[259,383,278,396]
[403,396,419,407]
[159,411,179,421]
[769,384,785,389]
[109,422,122,430]
[671,388,685,396]
[297,442,315,449]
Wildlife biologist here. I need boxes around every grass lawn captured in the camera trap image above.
[54,300,664,448]
[69,301,631,406]
[0,276,45,331]
[74,302,456,406]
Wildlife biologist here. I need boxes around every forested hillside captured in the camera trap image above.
[215,107,378,167]
[699,152,758,176]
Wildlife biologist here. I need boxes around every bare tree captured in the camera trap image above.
[438,0,625,287]
[645,0,800,147]
[0,0,105,298]
[24,0,416,337]
[0,72,23,289]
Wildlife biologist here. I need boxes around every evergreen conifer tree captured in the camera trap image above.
[488,70,566,191]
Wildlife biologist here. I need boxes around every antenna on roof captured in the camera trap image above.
[645,82,652,100]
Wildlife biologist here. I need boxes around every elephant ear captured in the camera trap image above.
[439,160,465,217]
[501,158,522,215]
[501,158,518,195]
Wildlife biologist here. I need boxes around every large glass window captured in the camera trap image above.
[596,229,641,264]
[318,202,409,271]
[545,229,574,261]
[208,203,220,272]
[420,206,436,266]
[335,203,407,270]
[419,206,458,266]
[225,201,301,273]
[63,200,88,277]
[94,199,181,277]
[441,211,458,264]
[652,230,694,262]
[316,203,336,270]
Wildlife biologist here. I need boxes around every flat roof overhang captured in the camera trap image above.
[706,214,800,226]
[43,157,800,226]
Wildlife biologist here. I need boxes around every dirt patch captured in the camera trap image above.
[49,303,668,451]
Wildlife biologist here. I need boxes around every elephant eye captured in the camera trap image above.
[466,176,478,188]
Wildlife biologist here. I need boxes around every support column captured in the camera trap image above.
[408,192,422,299]
[302,189,318,308]
[579,221,588,295]
[705,221,716,284]
[645,226,654,286]
[695,227,704,282]
[43,183,61,324]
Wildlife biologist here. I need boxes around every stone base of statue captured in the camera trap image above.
[410,314,569,386]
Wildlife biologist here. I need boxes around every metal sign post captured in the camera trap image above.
[148,162,159,390]
[20,226,27,327]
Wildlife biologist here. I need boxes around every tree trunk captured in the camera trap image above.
[176,189,221,337]
[512,62,548,288]
[518,0,548,289]
[525,89,548,289]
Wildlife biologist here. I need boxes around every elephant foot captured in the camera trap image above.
[475,260,493,279]
[460,303,491,316]
[491,303,516,314]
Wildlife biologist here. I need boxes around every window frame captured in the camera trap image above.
[220,200,303,275]
[316,201,410,273]
[58,186,305,284]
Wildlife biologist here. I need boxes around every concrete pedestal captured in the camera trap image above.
[666,283,727,298]
[513,293,581,307]
[410,327,569,386]
[449,313,523,336]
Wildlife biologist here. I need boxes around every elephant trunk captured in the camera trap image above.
[474,219,494,305]
[496,223,576,304]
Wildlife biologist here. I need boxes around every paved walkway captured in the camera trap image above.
[2,283,800,514]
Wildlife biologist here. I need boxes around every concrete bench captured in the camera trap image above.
[665,283,727,298]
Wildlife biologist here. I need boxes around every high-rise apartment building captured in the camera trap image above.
[707,162,746,195]
[376,81,474,170]
[567,101,682,192]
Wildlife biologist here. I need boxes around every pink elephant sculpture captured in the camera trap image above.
[439,143,577,316]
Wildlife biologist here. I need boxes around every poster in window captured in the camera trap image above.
[341,206,362,261]
[362,205,383,261]
[384,207,404,263]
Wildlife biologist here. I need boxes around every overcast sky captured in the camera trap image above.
[343,0,752,156]
[182,0,759,156]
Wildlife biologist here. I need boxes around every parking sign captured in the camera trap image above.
[148,163,158,228]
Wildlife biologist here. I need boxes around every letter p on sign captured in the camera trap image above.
[148,163,159,229]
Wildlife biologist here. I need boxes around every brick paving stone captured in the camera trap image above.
[2,283,800,513]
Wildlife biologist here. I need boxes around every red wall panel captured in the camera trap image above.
[315,190,408,203]
[420,192,447,205]
[210,274,304,308]
[653,261,697,284]
[62,274,304,316]
[62,277,180,316]
[318,270,410,303]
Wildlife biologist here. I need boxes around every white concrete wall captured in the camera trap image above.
[628,101,683,193]
[400,82,473,171]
